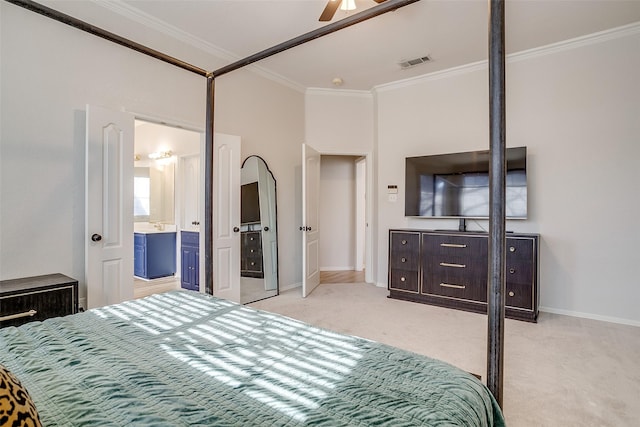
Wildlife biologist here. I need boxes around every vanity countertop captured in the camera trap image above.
[134,223,177,234]
[135,230,176,235]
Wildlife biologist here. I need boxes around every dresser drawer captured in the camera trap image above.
[243,255,264,272]
[506,261,533,285]
[506,237,534,260]
[423,233,487,260]
[1,284,77,327]
[389,269,419,293]
[390,252,419,270]
[422,270,487,302]
[506,282,533,310]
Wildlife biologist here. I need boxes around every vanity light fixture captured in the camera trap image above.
[148,150,172,160]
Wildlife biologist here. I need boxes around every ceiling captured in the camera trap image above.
[36,0,640,91]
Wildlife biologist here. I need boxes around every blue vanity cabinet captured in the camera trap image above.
[134,234,147,278]
[133,232,177,280]
[181,231,199,291]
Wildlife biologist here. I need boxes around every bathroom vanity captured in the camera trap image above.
[134,230,177,280]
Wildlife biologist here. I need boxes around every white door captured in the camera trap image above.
[212,133,241,302]
[302,143,321,297]
[181,155,201,231]
[355,157,367,272]
[86,105,134,309]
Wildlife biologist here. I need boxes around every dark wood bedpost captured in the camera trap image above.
[205,74,215,295]
[487,0,506,407]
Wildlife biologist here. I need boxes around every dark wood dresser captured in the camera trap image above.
[241,231,264,279]
[0,274,78,327]
[388,229,539,322]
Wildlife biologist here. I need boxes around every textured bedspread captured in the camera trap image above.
[1,291,505,426]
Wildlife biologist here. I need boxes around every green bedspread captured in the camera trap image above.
[0,291,505,426]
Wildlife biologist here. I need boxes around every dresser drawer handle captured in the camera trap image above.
[401,240,407,245]
[0,309,37,322]
[400,277,406,282]
[401,257,407,263]
[440,243,467,248]
[440,283,466,289]
[509,291,515,297]
[509,268,515,274]
[509,246,516,252]
[440,262,466,268]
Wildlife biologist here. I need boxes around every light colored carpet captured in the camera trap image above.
[249,282,640,426]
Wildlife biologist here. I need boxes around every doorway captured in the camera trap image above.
[132,120,202,299]
[318,155,368,285]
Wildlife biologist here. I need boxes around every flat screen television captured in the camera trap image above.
[241,182,261,224]
[405,147,527,219]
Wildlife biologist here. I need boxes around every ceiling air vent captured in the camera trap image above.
[399,55,432,70]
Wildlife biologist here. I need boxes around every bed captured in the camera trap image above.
[1,290,505,426]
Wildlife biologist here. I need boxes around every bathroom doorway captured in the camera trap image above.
[132,120,202,299]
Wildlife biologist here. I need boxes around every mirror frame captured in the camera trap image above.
[240,155,279,303]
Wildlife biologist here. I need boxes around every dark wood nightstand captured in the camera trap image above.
[0,274,78,327]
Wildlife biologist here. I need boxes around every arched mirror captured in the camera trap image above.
[240,156,278,303]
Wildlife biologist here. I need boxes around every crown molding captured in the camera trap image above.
[306,87,373,98]
[374,21,640,93]
[509,20,640,64]
[91,0,305,93]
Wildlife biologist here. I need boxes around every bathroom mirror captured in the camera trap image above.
[240,156,278,303]
[134,164,175,224]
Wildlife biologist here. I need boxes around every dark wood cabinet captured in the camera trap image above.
[241,231,264,279]
[0,274,78,327]
[388,229,539,322]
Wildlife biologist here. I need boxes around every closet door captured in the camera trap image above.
[302,143,321,297]
[212,133,241,302]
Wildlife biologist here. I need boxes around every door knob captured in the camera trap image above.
[91,233,102,242]
[233,227,240,233]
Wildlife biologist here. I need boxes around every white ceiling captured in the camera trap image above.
[38,0,640,91]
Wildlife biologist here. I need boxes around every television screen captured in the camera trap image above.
[405,147,527,219]
[241,182,261,224]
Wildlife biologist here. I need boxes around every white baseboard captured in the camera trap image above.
[280,282,301,292]
[539,306,640,328]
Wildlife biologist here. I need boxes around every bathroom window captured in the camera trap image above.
[134,174,150,221]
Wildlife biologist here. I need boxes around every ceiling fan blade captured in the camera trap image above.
[372,0,387,3]
[319,0,341,22]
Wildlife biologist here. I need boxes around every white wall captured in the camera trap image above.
[319,156,358,270]
[305,89,374,153]
[374,25,640,325]
[0,3,304,298]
